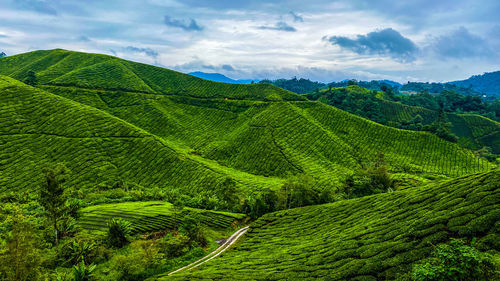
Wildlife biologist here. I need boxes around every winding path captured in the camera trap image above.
[168,226,250,276]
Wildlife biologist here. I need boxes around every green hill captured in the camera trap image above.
[0,75,283,197]
[78,201,246,234]
[308,85,500,153]
[0,50,495,202]
[379,99,500,153]
[161,169,500,281]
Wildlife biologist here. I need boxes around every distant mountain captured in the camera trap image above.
[0,52,6,58]
[400,82,482,96]
[188,71,256,84]
[449,71,500,97]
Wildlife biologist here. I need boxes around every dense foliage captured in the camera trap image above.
[259,77,326,94]
[0,49,498,280]
[164,169,500,281]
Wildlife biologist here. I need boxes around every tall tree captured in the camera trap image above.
[39,164,69,245]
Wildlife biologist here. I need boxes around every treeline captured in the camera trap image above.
[401,82,482,96]
[259,77,326,94]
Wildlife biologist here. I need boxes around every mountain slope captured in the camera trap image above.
[0,75,282,195]
[450,71,500,97]
[0,50,494,198]
[162,169,500,280]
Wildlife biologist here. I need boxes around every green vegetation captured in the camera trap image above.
[411,239,497,281]
[78,201,246,234]
[0,50,493,207]
[0,49,498,280]
[163,169,500,281]
[307,85,500,154]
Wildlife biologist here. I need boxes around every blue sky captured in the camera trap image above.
[0,0,499,82]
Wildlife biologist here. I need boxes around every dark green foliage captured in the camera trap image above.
[180,213,207,247]
[23,70,37,86]
[412,239,496,281]
[73,259,96,281]
[106,218,131,248]
[164,169,500,281]
[259,77,326,94]
[39,164,69,245]
[0,208,43,281]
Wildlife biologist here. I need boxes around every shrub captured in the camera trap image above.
[412,239,497,281]
[105,219,131,248]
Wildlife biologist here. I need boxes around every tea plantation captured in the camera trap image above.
[161,168,500,281]
[78,201,246,234]
[0,50,494,201]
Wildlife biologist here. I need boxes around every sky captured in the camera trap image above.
[0,0,499,83]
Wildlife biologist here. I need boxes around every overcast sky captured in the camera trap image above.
[1,0,499,82]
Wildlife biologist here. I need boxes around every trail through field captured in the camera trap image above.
[168,226,249,276]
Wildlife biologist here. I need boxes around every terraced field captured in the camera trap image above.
[161,169,500,281]
[78,201,246,234]
[0,75,283,195]
[379,99,500,152]
[0,50,495,199]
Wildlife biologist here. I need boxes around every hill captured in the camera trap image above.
[160,168,500,280]
[0,49,494,203]
[307,85,500,153]
[400,82,483,96]
[188,71,255,84]
[449,71,500,98]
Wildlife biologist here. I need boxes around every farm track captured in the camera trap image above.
[167,226,250,276]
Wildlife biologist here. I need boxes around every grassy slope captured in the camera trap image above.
[0,50,494,196]
[78,201,246,234]
[0,75,282,195]
[379,99,500,153]
[311,86,500,153]
[162,169,500,281]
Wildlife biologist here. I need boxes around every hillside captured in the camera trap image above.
[379,99,500,153]
[161,168,500,280]
[0,74,283,197]
[308,85,500,153]
[0,50,494,201]
[450,71,500,97]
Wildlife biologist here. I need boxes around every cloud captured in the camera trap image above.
[326,28,418,62]
[289,11,303,22]
[76,35,91,42]
[258,21,296,32]
[164,15,203,31]
[428,26,493,59]
[124,46,159,58]
[222,64,235,71]
[14,0,57,15]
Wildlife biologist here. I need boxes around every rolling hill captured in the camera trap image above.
[160,168,500,280]
[450,71,500,97]
[308,85,500,153]
[0,49,495,202]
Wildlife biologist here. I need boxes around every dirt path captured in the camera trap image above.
[167,226,250,276]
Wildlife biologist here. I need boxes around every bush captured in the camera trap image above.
[105,219,131,248]
[412,239,497,281]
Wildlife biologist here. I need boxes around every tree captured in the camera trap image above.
[39,164,69,245]
[412,239,496,281]
[180,214,207,247]
[23,71,38,86]
[0,207,42,281]
[106,218,131,248]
